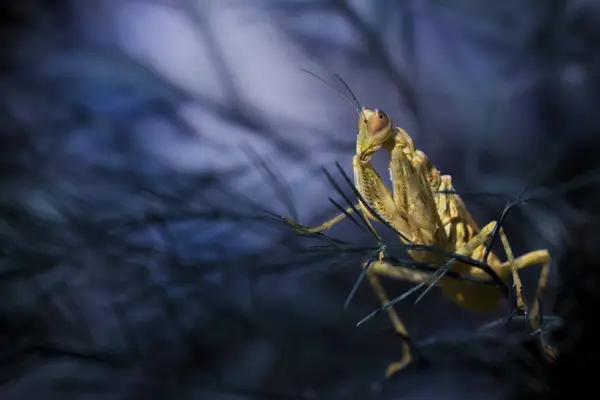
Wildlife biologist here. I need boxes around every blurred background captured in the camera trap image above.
[2,0,600,398]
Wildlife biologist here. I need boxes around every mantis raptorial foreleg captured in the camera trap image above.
[388,132,447,248]
[388,136,524,310]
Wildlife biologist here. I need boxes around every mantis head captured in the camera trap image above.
[357,107,394,162]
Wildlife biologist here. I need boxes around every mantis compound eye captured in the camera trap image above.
[367,109,391,136]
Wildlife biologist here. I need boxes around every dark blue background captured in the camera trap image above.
[1,1,600,399]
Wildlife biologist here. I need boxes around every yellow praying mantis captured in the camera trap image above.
[283,71,555,378]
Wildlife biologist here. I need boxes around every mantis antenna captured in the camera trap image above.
[299,69,367,123]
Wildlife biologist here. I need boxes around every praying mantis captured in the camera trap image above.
[283,73,555,378]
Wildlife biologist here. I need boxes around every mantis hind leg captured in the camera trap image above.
[364,264,428,377]
[282,203,359,234]
[496,249,556,360]
[478,224,555,359]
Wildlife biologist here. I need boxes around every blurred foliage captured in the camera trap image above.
[1,0,600,399]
